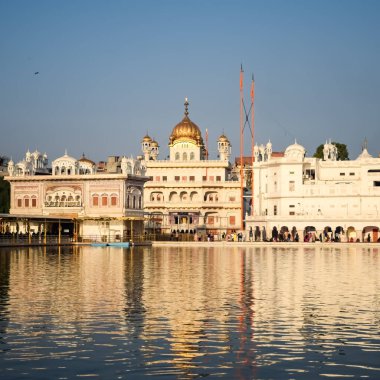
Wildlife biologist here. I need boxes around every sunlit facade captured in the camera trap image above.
[5,151,149,241]
[141,99,241,238]
[245,140,380,242]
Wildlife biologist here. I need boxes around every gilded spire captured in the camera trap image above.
[184,97,189,116]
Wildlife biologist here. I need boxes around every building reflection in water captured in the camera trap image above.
[0,249,11,353]
[0,245,379,379]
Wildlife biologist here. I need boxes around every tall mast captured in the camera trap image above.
[205,128,209,160]
[240,65,244,230]
[250,74,255,216]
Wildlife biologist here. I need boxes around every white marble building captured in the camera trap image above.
[245,140,380,242]
[7,149,49,177]
[141,99,242,238]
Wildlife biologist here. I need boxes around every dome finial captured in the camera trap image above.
[363,137,368,151]
[184,97,189,116]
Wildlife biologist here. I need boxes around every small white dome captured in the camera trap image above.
[284,141,305,161]
[53,151,77,164]
[356,148,373,160]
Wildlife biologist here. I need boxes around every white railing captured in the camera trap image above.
[44,201,82,207]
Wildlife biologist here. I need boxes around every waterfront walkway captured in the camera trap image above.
[0,239,378,248]
[152,241,379,248]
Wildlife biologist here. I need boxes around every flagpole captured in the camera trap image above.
[240,65,244,230]
[251,74,255,217]
[206,128,209,160]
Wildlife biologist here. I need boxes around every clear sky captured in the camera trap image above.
[1,0,379,163]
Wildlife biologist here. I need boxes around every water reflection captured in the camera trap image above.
[0,249,11,354]
[0,245,379,379]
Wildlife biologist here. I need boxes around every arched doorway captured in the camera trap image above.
[346,226,357,242]
[362,226,379,243]
[304,226,316,241]
[334,226,344,242]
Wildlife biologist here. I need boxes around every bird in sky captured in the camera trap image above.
[34,71,39,75]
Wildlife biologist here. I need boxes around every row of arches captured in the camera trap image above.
[127,194,142,209]
[90,194,143,209]
[175,152,195,161]
[149,191,223,203]
[303,225,379,242]
[252,225,380,243]
[92,194,119,207]
[53,166,95,175]
[16,195,37,208]
[45,194,82,207]
[45,189,82,207]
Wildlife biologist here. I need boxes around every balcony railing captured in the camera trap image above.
[44,201,82,207]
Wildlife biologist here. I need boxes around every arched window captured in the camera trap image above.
[190,152,195,160]
[93,195,99,206]
[175,152,180,160]
[183,152,187,161]
[24,196,30,208]
[17,198,22,207]
[133,196,136,209]
[111,194,118,206]
[102,195,108,206]
[139,196,142,209]
[127,195,130,208]
[31,196,37,207]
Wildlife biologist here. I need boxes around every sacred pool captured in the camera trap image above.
[0,245,379,379]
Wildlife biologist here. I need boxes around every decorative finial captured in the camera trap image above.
[184,97,189,116]
[363,137,368,151]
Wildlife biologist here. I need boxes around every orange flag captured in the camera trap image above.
[250,74,255,100]
[240,65,244,91]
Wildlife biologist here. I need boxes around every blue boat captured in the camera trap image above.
[90,242,130,248]
[91,243,108,247]
[107,242,130,248]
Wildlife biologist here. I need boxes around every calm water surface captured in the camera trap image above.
[0,245,379,379]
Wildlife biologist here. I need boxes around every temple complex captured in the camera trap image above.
[4,151,149,242]
[141,98,242,238]
[245,140,380,242]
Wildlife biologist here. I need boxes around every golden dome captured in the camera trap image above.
[142,134,152,143]
[169,98,204,146]
[218,134,230,143]
[78,154,95,165]
[151,140,159,147]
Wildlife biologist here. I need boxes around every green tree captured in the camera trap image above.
[313,142,349,160]
[0,155,9,166]
[0,177,10,213]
